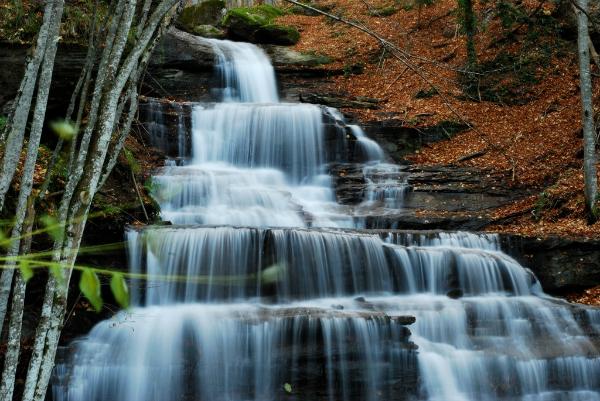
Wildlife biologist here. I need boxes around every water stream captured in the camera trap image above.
[53,39,600,401]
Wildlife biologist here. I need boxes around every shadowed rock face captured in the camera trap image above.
[0,43,88,117]
[499,234,600,292]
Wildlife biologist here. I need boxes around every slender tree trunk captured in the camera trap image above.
[576,0,598,222]
[22,3,182,399]
[0,198,36,400]
[0,1,54,211]
[461,0,477,68]
[0,0,64,339]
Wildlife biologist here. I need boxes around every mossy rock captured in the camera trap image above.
[193,24,226,38]
[255,24,300,45]
[177,0,226,33]
[222,5,300,45]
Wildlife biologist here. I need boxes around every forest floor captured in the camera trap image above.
[278,0,600,240]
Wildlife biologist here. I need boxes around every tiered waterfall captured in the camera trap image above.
[53,39,600,401]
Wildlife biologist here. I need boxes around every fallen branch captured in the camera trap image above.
[457,150,487,162]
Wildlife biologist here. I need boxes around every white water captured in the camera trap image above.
[209,38,279,103]
[53,39,600,401]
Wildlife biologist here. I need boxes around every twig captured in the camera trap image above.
[457,150,487,162]
[384,66,409,94]
[130,168,149,223]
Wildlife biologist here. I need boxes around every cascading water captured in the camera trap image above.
[53,38,600,401]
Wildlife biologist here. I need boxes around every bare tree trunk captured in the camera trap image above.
[460,0,477,68]
[576,0,598,222]
[0,0,64,340]
[22,3,182,400]
[0,1,55,211]
[0,198,36,400]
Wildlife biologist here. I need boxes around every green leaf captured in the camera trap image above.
[259,263,286,285]
[79,268,103,312]
[50,120,76,141]
[49,263,66,288]
[40,214,63,242]
[284,383,292,393]
[19,260,34,283]
[110,273,129,309]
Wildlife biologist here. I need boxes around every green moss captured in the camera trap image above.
[193,24,225,38]
[177,0,226,33]
[259,24,300,44]
[222,5,299,45]
[223,4,285,27]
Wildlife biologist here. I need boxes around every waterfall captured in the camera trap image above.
[53,39,600,401]
[208,39,279,103]
[349,125,385,162]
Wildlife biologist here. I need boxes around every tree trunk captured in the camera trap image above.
[576,0,599,222]
[22,3,182,399]
[0,1,55,211]
[0,0,64,339]
[461,0,477,68]
[0,198,36,401]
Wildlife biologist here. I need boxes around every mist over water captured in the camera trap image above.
[53,39,600,401]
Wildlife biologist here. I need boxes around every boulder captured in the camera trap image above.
[222,5,300,45]
[265,46,332,68]
[176,0,226,33]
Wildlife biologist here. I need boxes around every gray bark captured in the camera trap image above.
[577,0,599,221]
[0,272,27,399]
[0,1,54,211]
[40,1,100,200]
[24,3,182,400]
[0,0,64,396]
[0,199,35,401]
[0,0,64,340]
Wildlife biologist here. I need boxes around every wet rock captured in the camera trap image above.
[152,28,216,70]
[391,315,417,325]
[446,288,463,299]
[300,92,381,109]
[145,28,337,100]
